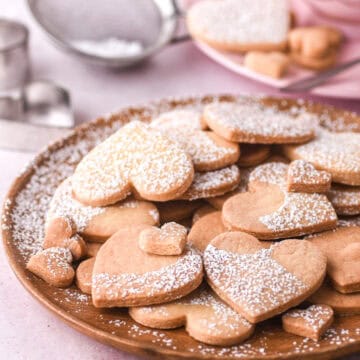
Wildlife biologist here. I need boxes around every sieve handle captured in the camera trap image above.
[169,0,191,44]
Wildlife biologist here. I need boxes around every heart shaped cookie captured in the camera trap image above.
[204,232,327,323]
[178,165,240,201]
[287,160,331,193]
[284,129,360,186]
[328,184,360,215]
[309,226,360,293]
[27,247,74,288]
[92,225,203,307]
[187,0,289,52]
[282,304,334,341]
[203,102,315,144]
[129,285,255,346]
[151,110,240,171]
[138,222,188,256]
[47,177,159,242]
[223,162,337,239]
[72,121,194,206]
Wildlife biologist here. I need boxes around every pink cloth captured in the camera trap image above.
[0,1,359,360]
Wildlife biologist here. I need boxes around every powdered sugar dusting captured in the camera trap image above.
[204,245,308,316]
[288,160,331,186]
[328,185,360,216]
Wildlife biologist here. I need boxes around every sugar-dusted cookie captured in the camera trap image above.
[187,0,289,52]
[151,110,206,131]
[284,129,360,186]
[138,222,187,256]
[309,226,360,294]
[289,26,341,58]
[207,167,252,209]
[328,184,360,216]
[152,111,239,172]
[157,200,203,224]
[223,162,337,240]
[244,51,290,79]
[192,204,216,224]
[27,247,74,288]
[178,165,240,201]
[129,285,255,346]
[282,305,334,341]
[72,121,194,206]
[76,257,95,294]
[92,225,203,307]
[47,177,159,242]
[204,232,326,323]
[237,144,271,168]
[86,242,102,258]
[309,281,360,315]
[203,102,315,144]
[188,211,226,253]
[287,160,331,193]
[338,216,360,228]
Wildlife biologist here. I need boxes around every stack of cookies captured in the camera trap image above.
[186,0,343,78]
[27,99,360,346]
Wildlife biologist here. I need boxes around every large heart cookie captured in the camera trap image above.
[203,102,315,144]
[72,121,194,206]
[187,0,289,52]
[204,232,327,323]
[309,226,360,293]
[47,177,159,242]
[92,225,203,307]
[151,110,240,171]
[284,129,360,186]
[222,162,337,239]
[129,285,254,346]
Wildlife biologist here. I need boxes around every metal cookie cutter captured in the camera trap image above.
[28,0,189,68]
[0,80,74,152]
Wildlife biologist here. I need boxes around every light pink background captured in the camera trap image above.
[0,0,359,359]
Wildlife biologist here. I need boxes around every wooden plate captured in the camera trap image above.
[2,95,360,359]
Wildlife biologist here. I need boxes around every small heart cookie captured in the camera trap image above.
[76,257,95,294]
[284,129,360,186]
[151,111,239,171]
[309,226,360,293]
[129,285,255,346]
[47,177,159,242]
[204,232,327,323]
[309,281,360,315]
[178,165,240,201]
[328,184,360,215]
[282,305,334,341]
[27,247,74,288]
[287,160,331,193]
[138,222,188,256]
[188,211,226,253]
[223,162,337,239]
[237,144,271,167]
[244,51,290,79]
[72,121,194,206]
[92,225,203,307]
[187,0,289,52]
[151,110,206,131]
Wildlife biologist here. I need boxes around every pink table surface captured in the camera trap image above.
[1,1,360,359]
